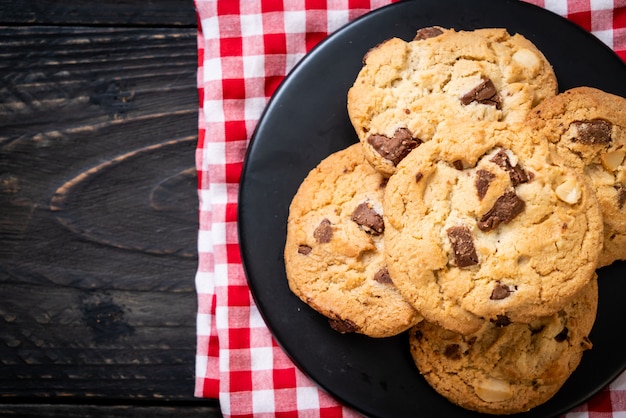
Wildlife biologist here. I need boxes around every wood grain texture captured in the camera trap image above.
[0,404,221,417]
[0,0,197,27]
[0,2,220,414]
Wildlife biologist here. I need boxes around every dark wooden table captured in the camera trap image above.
[0,1,221,415]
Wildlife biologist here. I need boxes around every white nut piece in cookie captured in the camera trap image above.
[511,48,542,76]
[555,176,582,204]
[474,378,513,403]
[601,149,625,172]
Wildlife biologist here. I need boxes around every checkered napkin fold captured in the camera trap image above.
[194,1,626,416]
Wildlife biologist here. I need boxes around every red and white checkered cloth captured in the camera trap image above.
[194,1,626,416]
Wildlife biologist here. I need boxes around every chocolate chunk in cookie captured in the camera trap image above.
[444,344,462,360]
[452,159,464,170]
[490,282,514,300]
[461,78,502,109]
[298,245,312,255]
[313,218,333,243]
[490,149,530,186]
[414,26,444,40]
[351,202,384,234]
[475,169,496,200]
[447,226,479,268]
[329,318,359,334]
[374,268,393,284]
[477,191,525,231]
[491,315,511,327]
[571,119,612,145]
[367,127,420,166]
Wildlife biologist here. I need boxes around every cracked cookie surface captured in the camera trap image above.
[383,121,603,334]
[347,27,557,176]
[527,86,626,267]
[408,278,597,415]
[284,143,422,338]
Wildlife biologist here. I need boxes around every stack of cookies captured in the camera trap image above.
[284,27,626,414]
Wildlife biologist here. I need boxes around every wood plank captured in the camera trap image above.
[0,24,204,401]
[0,404,222,417]
[0,0,197,27]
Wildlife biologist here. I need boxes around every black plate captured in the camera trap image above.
[239,1,626,416]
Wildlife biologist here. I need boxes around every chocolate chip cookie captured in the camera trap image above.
[383,121,603,334]
[527,86,626,267]
[347,27,557,176]
[409,278,597,415]
[284,143,422,338]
